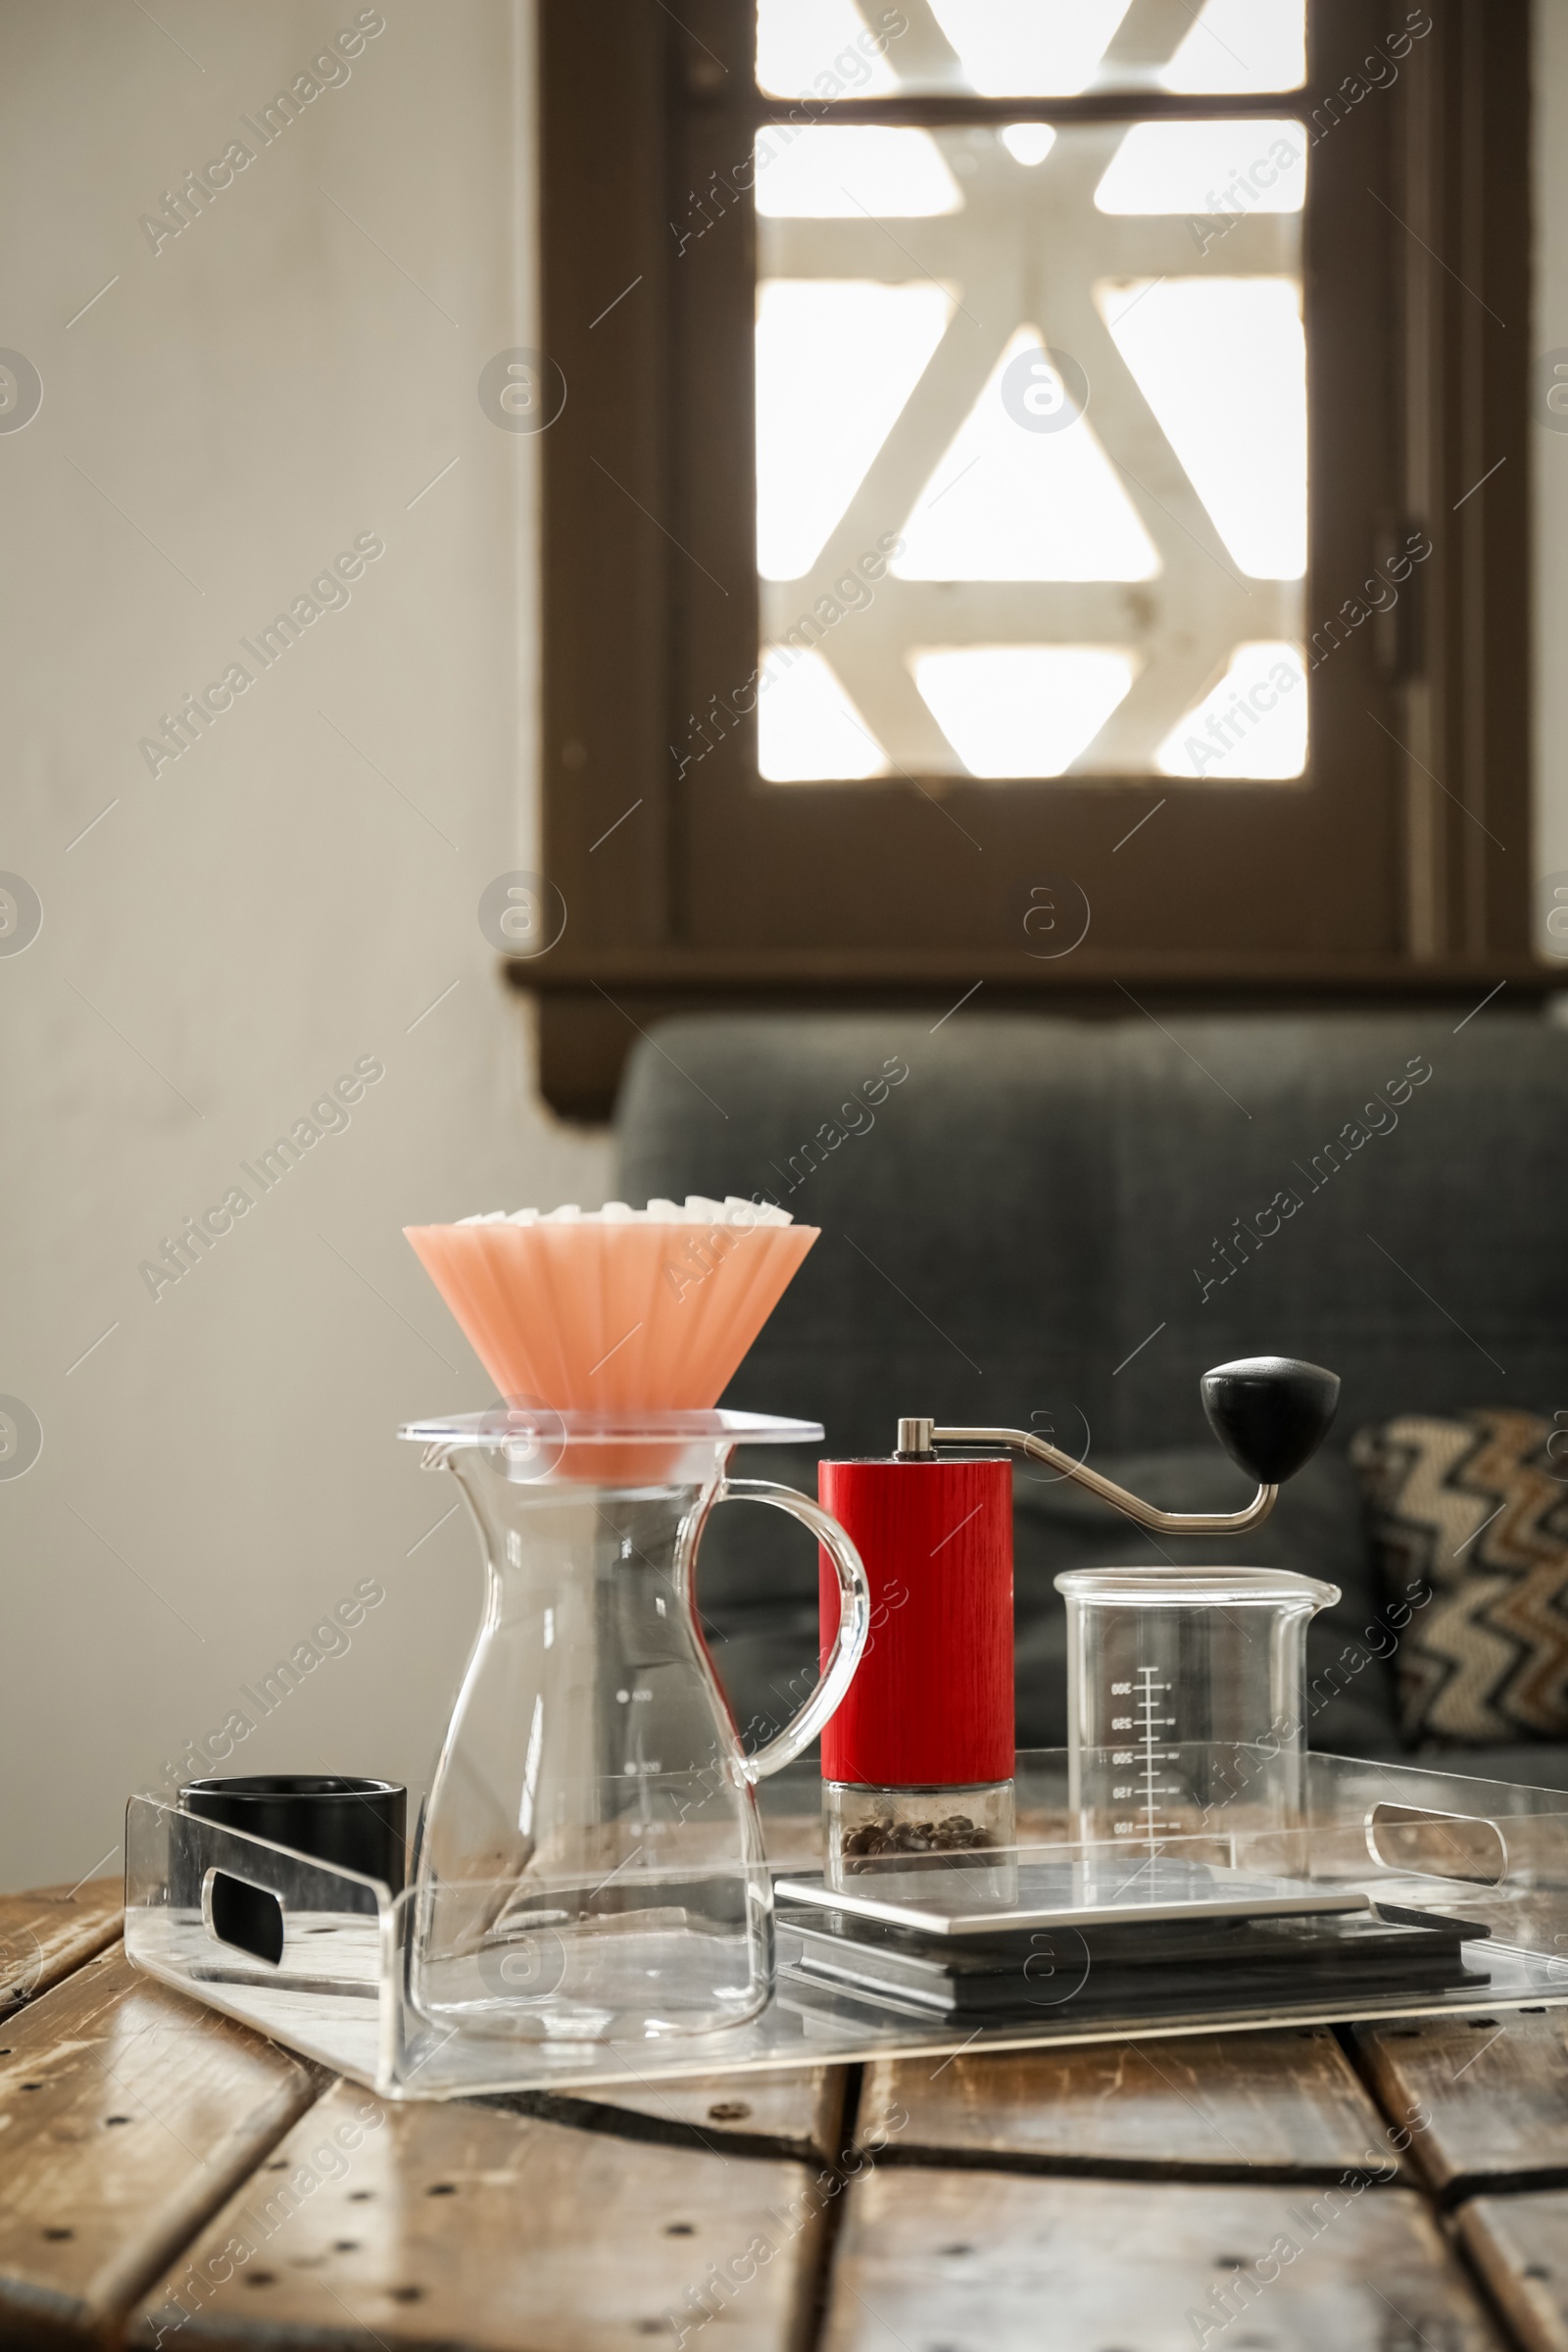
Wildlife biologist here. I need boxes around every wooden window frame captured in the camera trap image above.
[526,0,1538,1120]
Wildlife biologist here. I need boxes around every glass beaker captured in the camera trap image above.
[401,1407,868,2042]
[1055,1566,1340,1852]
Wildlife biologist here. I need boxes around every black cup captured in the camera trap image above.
[181,1773,406,1886]
[178,1776,406,1955]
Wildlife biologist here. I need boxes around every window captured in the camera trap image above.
[752,116,1308,785]
[532,1,1531,1118]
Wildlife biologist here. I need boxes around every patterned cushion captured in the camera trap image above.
[1350,1410,1568,1743]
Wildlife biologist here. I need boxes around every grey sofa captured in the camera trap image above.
[613,1009,1568,1787]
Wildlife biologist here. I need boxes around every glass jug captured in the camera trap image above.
[401,1406,868,2042]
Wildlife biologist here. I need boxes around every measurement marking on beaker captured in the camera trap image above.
[1133,1665,1182,1848]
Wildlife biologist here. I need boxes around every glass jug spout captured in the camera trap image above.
[399,1408,867,2042]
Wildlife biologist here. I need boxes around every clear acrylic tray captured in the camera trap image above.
[123,1750,1568,2100]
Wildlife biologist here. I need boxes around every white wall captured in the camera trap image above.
[0,0,612,1889]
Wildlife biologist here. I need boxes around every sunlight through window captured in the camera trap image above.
[1000,123,1058,169]
[1095,120,1306,215]
[1162,0,1306,94]
[925,1,1134,97]
[758,646,890,780]
[756,126,964,218]
[895,326,1160,582]
[912,645,1139,775]
[1157,641,1307,777]
[1097,278,1306,578]
[757,278,954,580]
[751,11,1309,782]
[756,0,901,99]
[755,0,1307,100]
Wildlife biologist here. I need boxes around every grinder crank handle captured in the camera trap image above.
[897,1354,1340,1538]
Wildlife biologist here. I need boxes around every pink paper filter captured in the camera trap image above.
[405,1199,816,1412]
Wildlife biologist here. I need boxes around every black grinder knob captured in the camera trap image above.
[1200,1356,1341,1486]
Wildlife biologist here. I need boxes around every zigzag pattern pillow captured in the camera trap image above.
[1349,1409,1568,1744]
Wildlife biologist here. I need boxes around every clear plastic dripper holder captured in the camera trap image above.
[1056,1566,1340,1850]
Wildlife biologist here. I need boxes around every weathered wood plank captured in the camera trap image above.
[821,2166,1505,2352]
[0,1946,324,2346]
[1458,2191,1568,2352]
[861,2029,1406,2180]
[0,1879,122,2016]
[562,2064,846,2160]
[1354,2007,1568,2189]
[131,2077,830,2352]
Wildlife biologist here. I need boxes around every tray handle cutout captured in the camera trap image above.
[1365,1801,1508,1886]
[203,1868,285,1966]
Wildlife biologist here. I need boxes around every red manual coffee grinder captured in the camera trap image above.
[817,1357,1341,1890]
[818,1443,1014,1888]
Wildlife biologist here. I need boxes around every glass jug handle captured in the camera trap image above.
[707,1479,870,1785]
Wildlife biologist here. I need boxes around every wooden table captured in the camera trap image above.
[5,1879,1568,2351]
